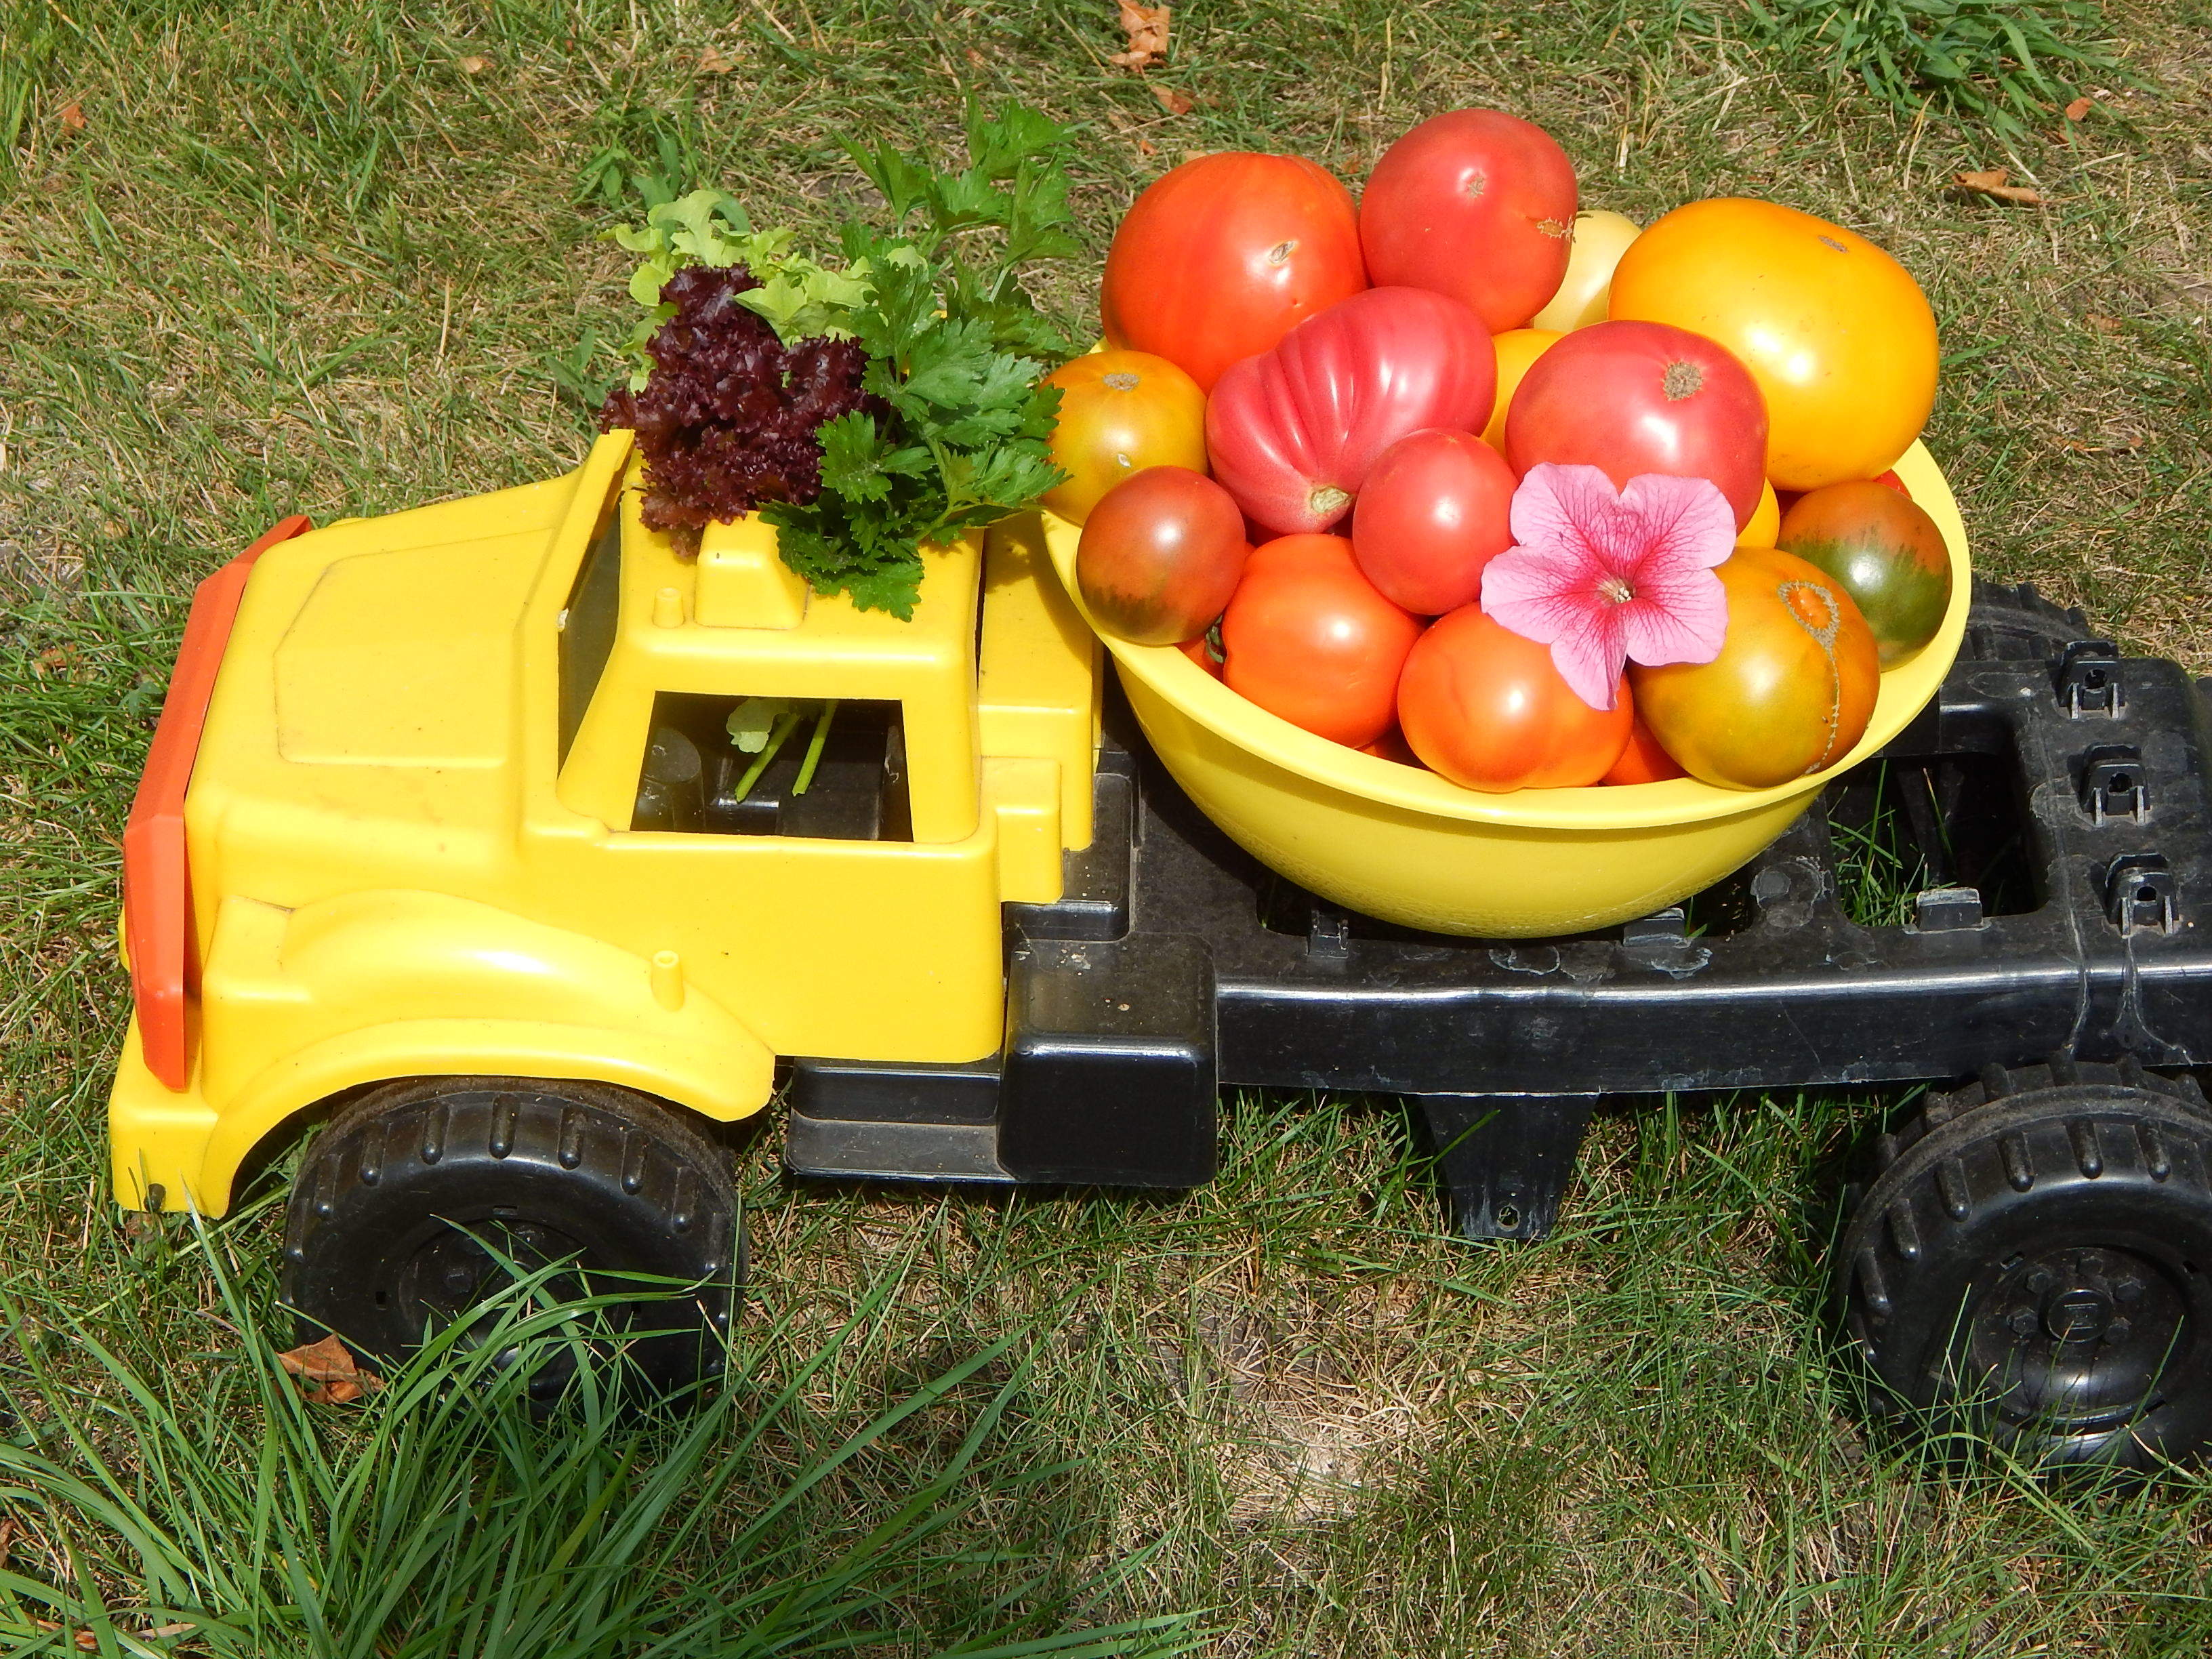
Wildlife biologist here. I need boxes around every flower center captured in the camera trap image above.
[1597,575,1635,605]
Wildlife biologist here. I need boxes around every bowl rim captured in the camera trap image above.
[1040,439,1970,831]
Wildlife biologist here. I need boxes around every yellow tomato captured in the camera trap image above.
[1041,350,1208,524]
[1481,327,1563,453]
[1607,199,1938,491]
[1738,479,1780,548]
[1531,209,1641,331]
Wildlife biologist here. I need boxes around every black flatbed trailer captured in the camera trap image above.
[788,581,2212,1229]
[783,581,2212,1469]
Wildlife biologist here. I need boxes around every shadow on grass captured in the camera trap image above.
[0,1206,1206,1658]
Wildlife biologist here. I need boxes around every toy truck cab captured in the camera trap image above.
[110,432,1101,1374]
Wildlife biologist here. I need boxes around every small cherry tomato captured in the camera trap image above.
[1178,630,1225,680]
[1076,468,1249,646]
[1223,535,1422,748]
[1042,350,1209,525]
[1396,605,1633,791]
[1601,716,1687,785]
[1351,429,1516,615]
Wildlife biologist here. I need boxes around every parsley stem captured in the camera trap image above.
[731,712,801,802]
[792,699,839,796]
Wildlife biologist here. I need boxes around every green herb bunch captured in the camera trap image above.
[602,102,1077,618]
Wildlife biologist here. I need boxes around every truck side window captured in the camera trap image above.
[630,693,912,843]
[557,512,622,764]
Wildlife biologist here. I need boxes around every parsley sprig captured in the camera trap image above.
[605,102,1078,619]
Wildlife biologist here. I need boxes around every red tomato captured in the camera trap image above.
[1350,429,1515,615]
[1875,469,1911,499]
[1206,287,1496,535]
[1397,606,1633,791]
[1504,320,1769,531]
[1076,468,1250,646]
[1222,535,1422,748]
[1101,153,1368,394]
[1359,109,1578,332]
[1601,717,1687,785]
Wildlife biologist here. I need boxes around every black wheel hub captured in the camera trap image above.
[1970,1245,2187,1430]
[396,1217,593,1326]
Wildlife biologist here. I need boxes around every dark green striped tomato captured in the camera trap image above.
[1776,480,1951,666]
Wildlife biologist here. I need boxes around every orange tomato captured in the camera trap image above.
[1480,327,1561,453]
[1607,199,1938,491]
[1600,717,1686,785]
[1630,546,1880,790]
[1042,351,1209,525]
[1223,535,1422,749]
[1396,605,1632,791]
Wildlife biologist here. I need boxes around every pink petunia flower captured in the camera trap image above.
[1479,464,1736,711]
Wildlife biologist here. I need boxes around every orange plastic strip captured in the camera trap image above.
[123,516,312,1091]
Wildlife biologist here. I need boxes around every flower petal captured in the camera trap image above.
[1507,462,1620,557]
[1543,603,1631,711]
[1619,472,1738,574]
[1614,570,1728,668]
[1481,543,1599,645]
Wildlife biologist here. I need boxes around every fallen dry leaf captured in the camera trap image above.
[31,646,81,679]
[276,1333,382,1404]
[58,101,85,131]
[1151,83,1193,115]
[457,54,491,75]
[2065,96,2095,121]
[697,45,739,74]
[1110,0,1170,70]
[2084,311,2123,334]
[964,45,989,69]
[1955,169,2045,205]
[35,1621,194,1652]
[1136,138,1159,157]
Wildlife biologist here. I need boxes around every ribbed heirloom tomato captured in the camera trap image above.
[1101,153,1368,393]
[1607,198,1940,491]
[1206,286,1496,535]
[1396,606,1633,792]
[1221,535,1422,749]
[1040,350,1208,525]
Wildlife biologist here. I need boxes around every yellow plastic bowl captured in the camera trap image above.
[1041,441,1971,937]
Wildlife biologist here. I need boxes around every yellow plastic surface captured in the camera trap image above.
[1042,440,1971,937]
[110,432,1103,1213]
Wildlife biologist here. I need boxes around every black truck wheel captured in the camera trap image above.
[1839,1062,2212,1471]
[282,1077,740,1405]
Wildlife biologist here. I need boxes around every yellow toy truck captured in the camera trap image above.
[110,429,2212,1465]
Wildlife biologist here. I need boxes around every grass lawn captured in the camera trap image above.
[5,0,2212,1651]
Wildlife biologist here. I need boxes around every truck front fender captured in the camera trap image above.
[110,888,775,1214]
